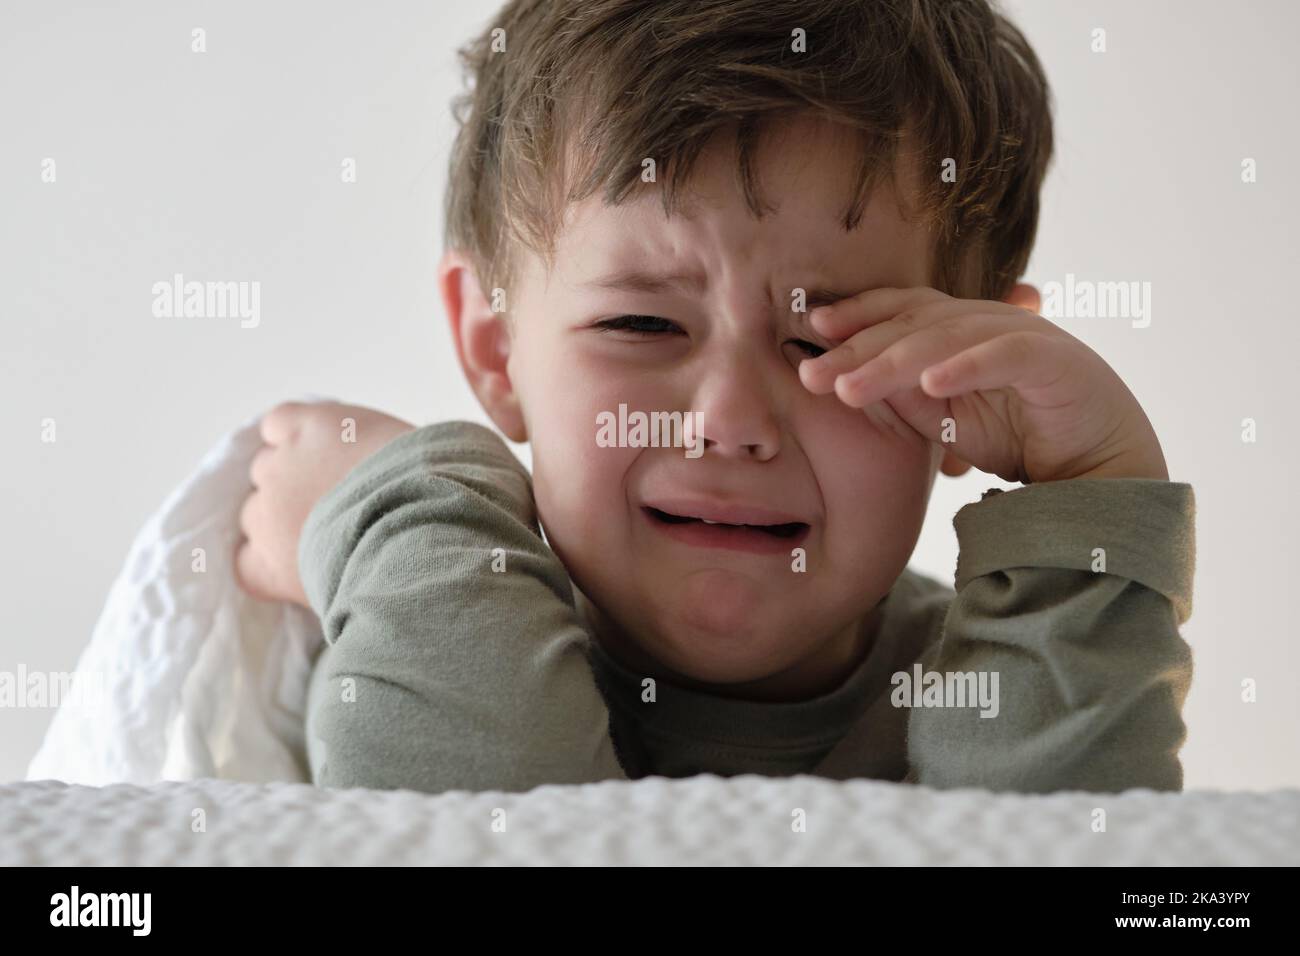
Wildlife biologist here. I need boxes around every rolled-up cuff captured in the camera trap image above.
[953,479,1196,624]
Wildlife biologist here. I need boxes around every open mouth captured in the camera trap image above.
[642,504,811,556]
[645,507,808,538]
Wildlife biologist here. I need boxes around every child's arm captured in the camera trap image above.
[288,415,626,794]
[801,286,1195,792]
[904,477,1194,792]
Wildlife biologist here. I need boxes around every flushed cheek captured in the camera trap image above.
[810,420,932,584]
[531,359,675,510]
[531,448,632,631]
[532,424,635,546]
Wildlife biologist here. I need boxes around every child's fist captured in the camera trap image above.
[234,401,415,607]
[797,286,1168,484]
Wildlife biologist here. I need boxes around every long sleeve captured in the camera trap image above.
[299,421,627,794]
[905,479,1196,794]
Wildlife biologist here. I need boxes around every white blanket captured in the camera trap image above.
[26,411,324,785]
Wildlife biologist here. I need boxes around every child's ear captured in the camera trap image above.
[439,249,528,442]
[1003,282,1041,313]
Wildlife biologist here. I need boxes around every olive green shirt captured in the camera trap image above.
[302,422,1195,794]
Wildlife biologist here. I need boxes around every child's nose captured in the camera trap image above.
[688,355,783,461]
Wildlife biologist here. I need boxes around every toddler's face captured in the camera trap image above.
[506,117,944,698]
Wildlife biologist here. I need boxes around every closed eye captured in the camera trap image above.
[790,340,827,358]
[593,315,683,336]
[593,316,828,359]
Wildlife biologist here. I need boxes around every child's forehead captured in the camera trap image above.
[572,113,915,217]
[549,115,923,247]
[543,155,930,297]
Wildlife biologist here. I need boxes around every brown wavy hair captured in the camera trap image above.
[444,0,1054,304]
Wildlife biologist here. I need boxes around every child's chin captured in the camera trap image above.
[639,582,805,676]
[669,567,774,637]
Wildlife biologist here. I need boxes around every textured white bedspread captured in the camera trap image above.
[4,775,1297,866]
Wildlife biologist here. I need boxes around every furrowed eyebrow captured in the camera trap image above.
[580,269,707,296]
[579,272,862,310]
